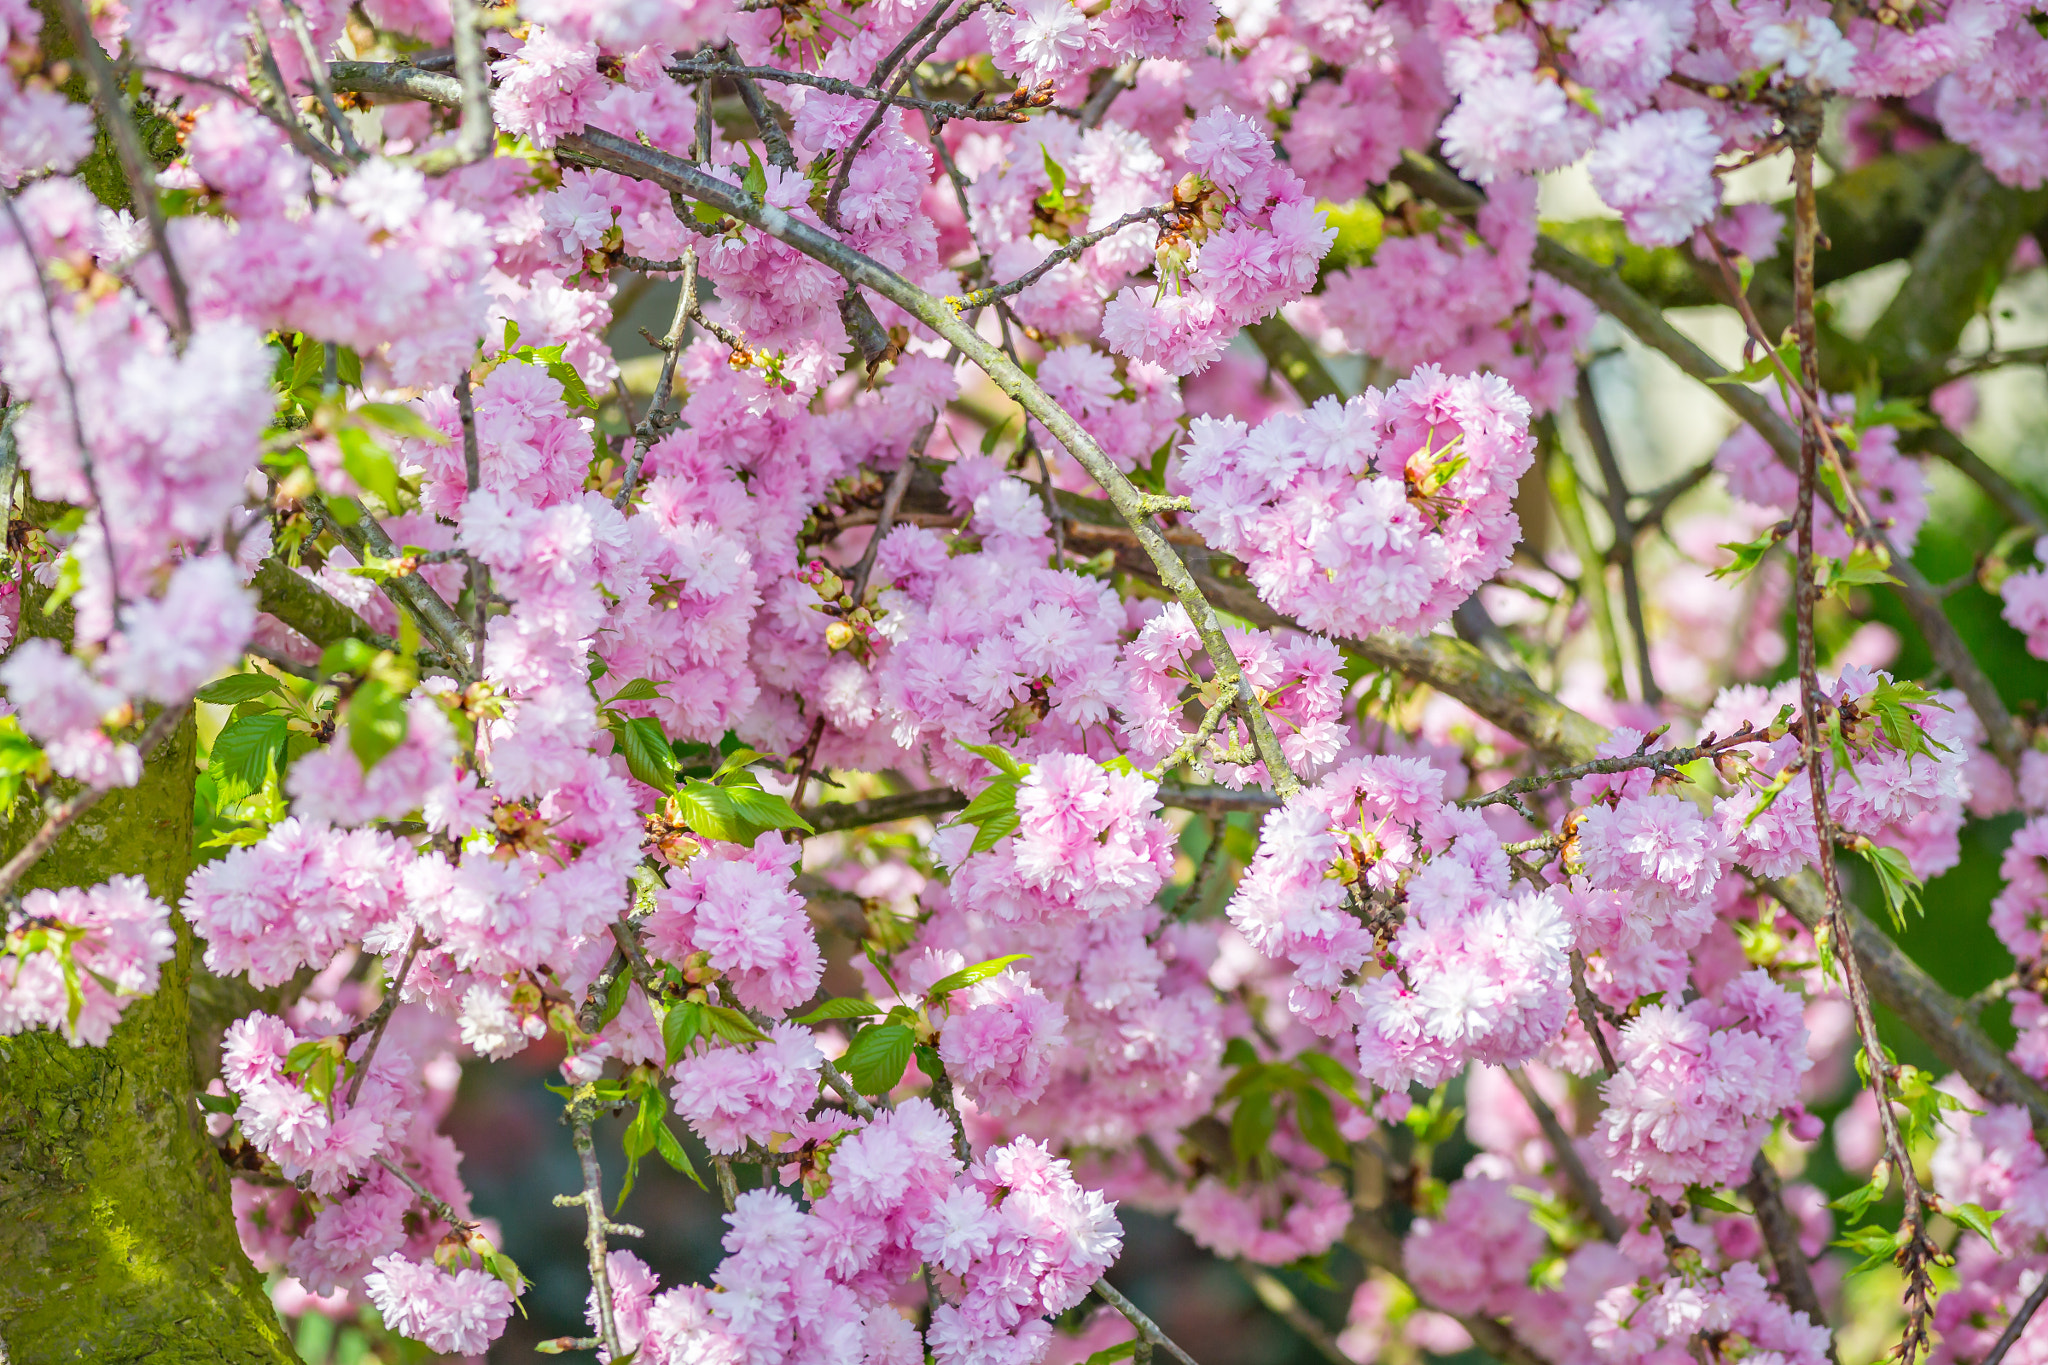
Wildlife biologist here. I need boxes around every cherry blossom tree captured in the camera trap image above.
[3,0,2048,1360]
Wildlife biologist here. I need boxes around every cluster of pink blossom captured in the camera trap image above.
[1594,970,1810,1198]
[937,967,1069,1117]
[585,1116,1119,1365]
[1228,754,1573,1086]
[0,876,175,1046]
[1702,671,1977,883]
[1176,368,1537,639]
[183,820,411,988]
[1118,603,1349,787]
[670,1022,825,1153]
[2001,540,2048,661]
[644,840,823,1015]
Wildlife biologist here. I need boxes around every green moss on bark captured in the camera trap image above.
[0,588,298,1364]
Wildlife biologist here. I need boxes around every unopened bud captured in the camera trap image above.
[825,620,858,651]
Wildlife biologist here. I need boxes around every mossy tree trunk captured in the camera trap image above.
[0,588,299,1362]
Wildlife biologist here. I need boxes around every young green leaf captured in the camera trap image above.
[208,711,291,802]
[1947,1200,2003,1248]
[1856,842,1925,932]
[1081,1343,1138,1365]
[195,672,286,706]
[1685,1187,1744,1214]
[720,784,814,837]
[840,1022,916,1095]
[701,1005,771,1045]
[662,1000,704,1064]
[606,677,668,703]
[1293,1086,1350,1165]
[652,1115,706,1190]
[924,953,1033,1004]
[612,715,681,794]
[1712,528,1784,583]
[795,997,885,1024]
[1706,336,1798,386]
[346,676,411,772]
[947,774,1022,855]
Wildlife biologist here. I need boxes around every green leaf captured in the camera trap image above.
[356,401,447,444]
[607,677,667,703]
[1293,1085,1350,1165]
[675,779,747,843]
[947,774,1022,855]
[1857,842,1925,932]
[1221,1036,1260,1070]
[197,1091,239,1114]
[335,426,402,509]
[1081,1343,1138,1365]
[544,358,597,411]
[597,968,633,1032]
[1834,1224,1910,1277]
[1831,1164,1890,1219]
[653,1114,705,1189]
[721,783,814,837]
[291,334,325,392]
[840,1022,916,1095]
[208,711,290,802]
[1292,1051,1366,1109]
[1706,336,1799,386]
[1712,528,1784,582]
[1865,678,1953,764]
[1230,1088,1278,1172]
[346,676,411,772]
[701,1004,771,1045]
[1686,1186,1744,1214]
[196,672,286,706]
[795,997,884,1024]
[925,953,1033,1004]
[1948,1200,2003,1248]
[1816,544,1900,597]
[613,715,680,794]
[955,739,1027,779]
[1037,145,1070,210]
[742,143,769,199]
[662,1001,703,1064]
[618,1090,661,1211]
[711,747,769,783]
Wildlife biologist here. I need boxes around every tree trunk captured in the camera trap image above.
[0,583,299,1363]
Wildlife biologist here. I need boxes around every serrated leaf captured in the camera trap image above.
[1949,1200,2004,1247]
[607,677,667,703]
[663,1001,703,1064]
[208,711,290,803]
[947,773,1022,855]
[1818,544,1898,596]
[614,715,680,794]
[1038,145,1069,209]
[955,740,1027,778]
[796,997,884,1024]
[356,401,447,444]
[1858,842,1924,932]
[722,783,813,837]
[597,968,633,1032]
[1081,1343,1137,1365]
[545,358,597,411]
[925,953,1032,1004]
[195,672,285,706]
[335,426,401,509]
[701,1005,771,1045]
[1712,528,1783,583]
[840,1022,916,1095]
[1686,1186,1744,1214]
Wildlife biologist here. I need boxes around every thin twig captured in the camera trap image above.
[568,1090,626,1362]
[1983,1272,2048,1365]
[1505,1067,1624,1241]
[1788,129,1935,1365]
[376,1153,477,1233]
[278,0,366,160]
[1094,1279,1200,1365]
[1235,1263,1350,1365]
[952,206,1169,310]
[54,0,193,340]
[822,0,985,227]
[1741,1154,1838,1362]
[615,253,696,509]
[454,368,489,678]
[666,56,1039,123]
[1576,369,1660,704]
[342,930,426,1107]
[1461,726,1767,810]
